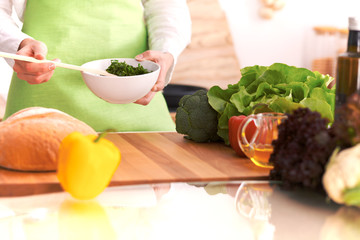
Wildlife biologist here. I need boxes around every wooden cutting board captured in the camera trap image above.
[0,132,270,196]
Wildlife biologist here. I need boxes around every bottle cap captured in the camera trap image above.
[349,17,360,31]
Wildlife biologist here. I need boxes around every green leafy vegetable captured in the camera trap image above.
[106,60,150,76]
[207,63,335,144]
[175,90,220,142]
[269,108,336,191]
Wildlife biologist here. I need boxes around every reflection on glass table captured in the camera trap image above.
[0,181,357,240]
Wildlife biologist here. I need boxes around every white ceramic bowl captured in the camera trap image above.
[81,58,160,104]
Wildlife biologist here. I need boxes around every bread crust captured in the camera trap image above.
[0,107,97,171]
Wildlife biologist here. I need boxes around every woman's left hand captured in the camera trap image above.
[134,50,174,105]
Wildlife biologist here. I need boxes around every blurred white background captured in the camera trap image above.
[1,0,360,100]
[219,0,360,68]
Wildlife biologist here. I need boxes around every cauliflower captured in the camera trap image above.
[175,90,220,142]
[323,144,360,206]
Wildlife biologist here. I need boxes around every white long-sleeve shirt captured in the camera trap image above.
[0,0,192,73]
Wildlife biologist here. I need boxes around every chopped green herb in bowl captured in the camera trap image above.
[106,60,151,76]
[81,58,160,104]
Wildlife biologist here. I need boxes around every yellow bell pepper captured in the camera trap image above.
[57,131,121,200]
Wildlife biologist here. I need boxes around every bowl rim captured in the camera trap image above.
[81,58,161,78]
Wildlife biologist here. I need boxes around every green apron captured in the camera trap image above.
[4,0,175,132]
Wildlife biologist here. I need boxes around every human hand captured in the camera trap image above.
[13,38,60,84]
[134,50,174,105]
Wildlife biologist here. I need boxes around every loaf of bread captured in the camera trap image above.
[0,107,97,171]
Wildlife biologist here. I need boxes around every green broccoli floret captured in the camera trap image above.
[175,90,220,142]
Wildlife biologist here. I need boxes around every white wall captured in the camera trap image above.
[1,0,360,100]
[219,0,360,68]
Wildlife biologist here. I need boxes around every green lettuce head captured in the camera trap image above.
[207,63,335,144]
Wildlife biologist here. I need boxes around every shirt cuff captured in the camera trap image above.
[143,0,192,85]
[0,28,31,67]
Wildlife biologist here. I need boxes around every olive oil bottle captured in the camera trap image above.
[335,17,360,109]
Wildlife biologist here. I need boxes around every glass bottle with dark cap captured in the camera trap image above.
[335,17,360,109]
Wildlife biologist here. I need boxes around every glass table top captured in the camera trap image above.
[0,181,356,240]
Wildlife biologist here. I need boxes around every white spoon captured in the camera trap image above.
[0,51,116,77]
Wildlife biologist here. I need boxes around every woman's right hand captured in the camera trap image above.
[13,38,60,84]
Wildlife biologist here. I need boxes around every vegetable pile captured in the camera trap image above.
[106,59,150,76]
[175,62,360,208]
[270,93,360,207]
[176,63,335,145]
